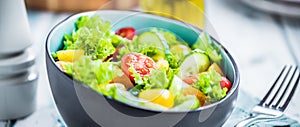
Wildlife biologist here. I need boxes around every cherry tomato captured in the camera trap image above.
[121,53,157,82]
[220,76,232,93]
[115,27,136,40]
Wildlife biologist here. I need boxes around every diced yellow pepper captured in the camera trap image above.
[56,50,84,62]
[156,59,169,70]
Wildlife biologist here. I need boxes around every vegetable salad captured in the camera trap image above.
[52,15,232,111]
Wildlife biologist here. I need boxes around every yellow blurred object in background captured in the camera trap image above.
[25,0,204,28]
[25,0,139,12]
[139,0,205,29]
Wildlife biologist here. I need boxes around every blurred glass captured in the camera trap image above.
[139,0,205,29]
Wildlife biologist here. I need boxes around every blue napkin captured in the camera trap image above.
[223,90,300,127]
[0,122,6,127]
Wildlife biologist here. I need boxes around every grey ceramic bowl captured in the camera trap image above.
[46,10,239,127]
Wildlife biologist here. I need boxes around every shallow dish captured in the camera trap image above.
[46,10,239,127]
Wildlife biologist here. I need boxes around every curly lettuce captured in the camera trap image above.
[62,15,128,60]
[128,65,170,96]
[72,56,122,91]
[192,69,227,103]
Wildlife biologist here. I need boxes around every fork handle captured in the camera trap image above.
[235,114,278,127]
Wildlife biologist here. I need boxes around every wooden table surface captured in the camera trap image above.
[1,0,300,126]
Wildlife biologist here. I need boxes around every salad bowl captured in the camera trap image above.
[46,10,239,127]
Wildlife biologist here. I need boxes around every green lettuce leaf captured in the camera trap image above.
[72,56,122,91]
[93,61,123,85]
[118,35,163,59]
[192,32,222,63]
[62,62,73,76]
[128,65,170,95]
[72,56,98,90]
[99,83,125,97]
[150,28,186,46]
[73,26,115,60]
[127,65,151,96]
[192,69,226,103]
[62,15,129,60]
[165,53,179,69]
[149,69,169,89]
[128,64,149,86]
[75,16,89,29]
[51,52,58,61]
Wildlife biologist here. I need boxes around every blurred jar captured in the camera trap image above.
[139,0,205,29]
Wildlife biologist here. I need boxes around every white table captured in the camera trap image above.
[206,0,300,121]
[207,1,298,95]
[1,0,300,126]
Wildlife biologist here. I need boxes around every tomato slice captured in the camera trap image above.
[183,73,201,85]
[220,76,232,93]
[121,53,156,82]
[115,27,136,40]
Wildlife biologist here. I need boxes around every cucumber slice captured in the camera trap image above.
[137,31,170,57]
[170,44,191,59]
[171,95,199,111]
[177,50,210,78]
[138,32,161,46]
[169,76,184,99]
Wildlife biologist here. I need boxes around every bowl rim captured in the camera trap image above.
[46,10,240,113]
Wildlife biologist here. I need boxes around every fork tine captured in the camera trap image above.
[273,66,299,110]
[235,65,299,127]
[279,66,300,111]
[265,65,294,107]
[259,65,289,106]
[264,65,297,108]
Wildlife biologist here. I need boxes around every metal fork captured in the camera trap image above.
[235,65,300,127]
